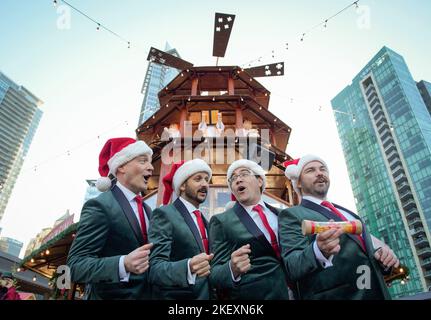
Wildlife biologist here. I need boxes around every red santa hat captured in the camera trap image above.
[96,137,153,192]
[283,154,328,193]
[162,159,212,205]
[226,159,267,191]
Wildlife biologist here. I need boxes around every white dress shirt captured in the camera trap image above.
[303,195,356,269]
[230,199,279,282]
[177,197,208,285]
[116,182,150,282]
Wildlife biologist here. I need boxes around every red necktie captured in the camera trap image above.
[134,195,148,243]
[193,210,209,254]
[320,200,366,251]
[252,204,280,258]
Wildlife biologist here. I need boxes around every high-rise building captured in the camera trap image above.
[417,80,431,115]
[0,71,43,223]
[0,236,23,257]
[331,46,431,298]
[138,43,181,125]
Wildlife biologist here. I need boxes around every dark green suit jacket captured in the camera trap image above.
[279,199,391,300]
[148,198,211,300]
[209,202,290,300]
[67,185,152,300]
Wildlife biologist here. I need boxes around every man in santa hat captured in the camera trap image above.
[209,159,290,300]
[67,137,154,299]
[148,159,214,299]
[280,155,399,300]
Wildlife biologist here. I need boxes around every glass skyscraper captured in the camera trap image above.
[417,80,431,115]
[0,71,43,223]
[138,43,181,125]
[331,47,431,298]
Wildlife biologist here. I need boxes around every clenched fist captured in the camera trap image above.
[374,246,399,270]
[316,221,344,259]
[230,244,251,279]
[124,243,153,274]
[189,253,214,277]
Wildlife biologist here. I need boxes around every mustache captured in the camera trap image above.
[197,187,208,194]
[314,176,328,183]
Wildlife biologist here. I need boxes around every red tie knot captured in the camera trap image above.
[252,204,263,212]
[134,195,143,203]
[193,210,202,218]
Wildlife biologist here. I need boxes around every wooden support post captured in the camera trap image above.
[235,105,243,130]
[179,105,188,136]
[228,77,235,95]
[191,78,198,96]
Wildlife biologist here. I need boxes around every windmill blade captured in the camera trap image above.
[213,13,236,58]
[244,62,285,77]
[147,47,194,70]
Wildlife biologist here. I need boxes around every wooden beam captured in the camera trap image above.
[191,78,199,96]
[228,77,235,95]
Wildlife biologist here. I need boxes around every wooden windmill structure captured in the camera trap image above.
[136,13,299,217]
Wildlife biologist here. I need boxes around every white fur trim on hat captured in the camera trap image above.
[108,141,153,177]
[227,159,266,191]
[284,154,328,193]
[173,159,212,196]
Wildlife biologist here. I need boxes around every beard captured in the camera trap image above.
[184,184,208,204]
[301,179,330,198]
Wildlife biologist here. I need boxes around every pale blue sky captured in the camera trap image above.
[0,0,430,256]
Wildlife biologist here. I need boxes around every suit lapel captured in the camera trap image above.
[300,199,365,252]
[143,202,152,221]
[233,202,276,258]
[301,199,342,222]
[111,185,144,244]
[264,203,280,216]
[173,199,205,253]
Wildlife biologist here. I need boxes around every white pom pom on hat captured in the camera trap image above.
[95,176,112,192]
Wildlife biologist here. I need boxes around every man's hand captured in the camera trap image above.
[189,253,214,277]
[316,222,344,259]
[230,244,251,279]
[124,243,153,274]
[374,246,399,269]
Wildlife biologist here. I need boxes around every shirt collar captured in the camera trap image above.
[116,181,140,202]
[240,198,266,214]
[302,195,328,205]
[179,197,200,213]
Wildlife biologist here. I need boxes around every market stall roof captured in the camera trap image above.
[20,223,78,279]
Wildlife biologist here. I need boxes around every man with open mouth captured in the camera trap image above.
[148,159,214,300]
[67,137,154,299]
[209,159,290,300]
[280,154,399,300]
